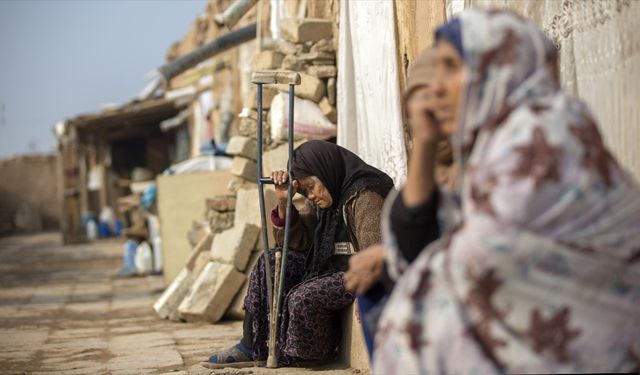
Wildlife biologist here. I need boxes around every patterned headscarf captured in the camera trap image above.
[375,9,640,374]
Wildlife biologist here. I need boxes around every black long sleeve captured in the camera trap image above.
[389,190,440,264]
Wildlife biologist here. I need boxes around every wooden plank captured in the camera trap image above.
[157,171,233,284]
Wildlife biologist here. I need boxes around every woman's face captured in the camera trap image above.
[297,176,333,209]
[431,39,464,137]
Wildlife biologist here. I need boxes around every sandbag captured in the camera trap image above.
[270,92,336,141]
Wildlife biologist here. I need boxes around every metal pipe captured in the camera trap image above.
[214,0,259,29]
[157,23,257,81]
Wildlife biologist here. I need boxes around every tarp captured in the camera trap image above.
[337,0,407,187]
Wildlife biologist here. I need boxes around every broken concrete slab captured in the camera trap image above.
[298,51,335,64]
[210,223,260,271]
[251,50,284,71]
[307,65,337,79]
[281,18,333,43]
[319,97,337,123]
[226,136,258,161]
[153,234,213,320]
[177,262,246,323]
[224,251,261,320]
[230,157,258,182]
[263,140,307,173]
[276,73,325,103]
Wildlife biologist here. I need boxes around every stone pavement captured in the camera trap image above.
[0,233,361,375]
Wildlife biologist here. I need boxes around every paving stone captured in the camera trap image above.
[226,136,258,161]
[281,18,333,43]
[178,262,246,323]
[210,223,260,271]
[230,157,258,182]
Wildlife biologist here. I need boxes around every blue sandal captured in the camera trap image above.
[201,342,262,369]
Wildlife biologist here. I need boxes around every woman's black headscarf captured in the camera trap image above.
[290,140,394,279]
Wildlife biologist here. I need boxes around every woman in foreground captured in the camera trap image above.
[374,8,640,374]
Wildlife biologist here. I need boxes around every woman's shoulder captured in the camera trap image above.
[347,189,387,215]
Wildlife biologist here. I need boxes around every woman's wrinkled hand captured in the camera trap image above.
[344,245,386,295]
[271,170,299,203]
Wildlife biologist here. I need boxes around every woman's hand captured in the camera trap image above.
[406,87,441,146]
[344,245,386,295]
[271,170,298,219]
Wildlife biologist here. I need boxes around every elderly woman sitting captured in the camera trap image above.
[203,140,394,368]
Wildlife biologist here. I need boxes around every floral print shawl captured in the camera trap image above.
[374,9,640,374]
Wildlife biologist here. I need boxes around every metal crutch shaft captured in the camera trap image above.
[252,70,300,369]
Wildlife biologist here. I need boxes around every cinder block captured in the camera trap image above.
[263,140,307,174]
[319,97,337,123]
[210,223,260,271]
[231,157,258,182]
[276,73,325,103]
[245,86,278,110]
[226,136,258,161]
[178,262,246,323]
[251,50,284,71]
[299,52,335,65]
[306,65,337,79]
[207,210,235,234]
[224,251,262,320]
[281,18,333,43]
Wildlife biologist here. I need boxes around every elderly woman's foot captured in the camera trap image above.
[201,342,257,369]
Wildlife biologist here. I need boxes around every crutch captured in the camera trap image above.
[252,70,301,368]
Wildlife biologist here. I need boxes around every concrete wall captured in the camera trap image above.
[0,154,60,236]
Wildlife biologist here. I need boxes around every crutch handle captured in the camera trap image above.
[251,70,301,85]
[259,177,275,185]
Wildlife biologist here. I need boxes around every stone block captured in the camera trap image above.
[206,195,236,213]
[281,54,309,72]
[274,40,301,55]
[177,262,246,323]
[207,210,235,234]
[231,157,258,182]
[224,251,262,320]
[263,140,307,174]
[226,136,258,161]
[306,65,337,79]
[311,38,335,53]
[327,77,336,105]
[299,51,335,65]
[281,18,333,43]
[227,176,255,194]
[276,73,325,103]
[153,234,213,320]
[319,97,337,123]
[210,223,260,271]
[251,50,284,71]
[244,86,278,110]
[235,186,277,248]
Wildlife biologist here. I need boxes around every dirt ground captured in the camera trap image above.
[0,233,360,375]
